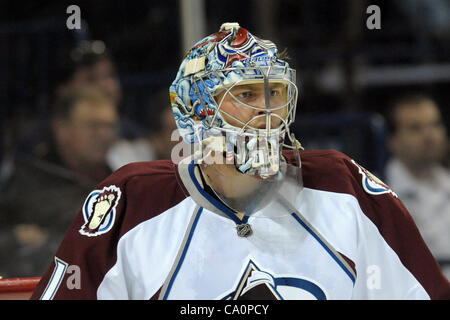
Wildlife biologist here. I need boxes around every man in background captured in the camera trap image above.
[385,94,450,279]
[106,87,181,170]
[53,40,122,108]
[0,87,119,278]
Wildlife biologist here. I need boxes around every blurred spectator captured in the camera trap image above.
[12,40,139,169]
[385,94,450,279]
[54,40,142,139]
[53,40,122,107]
[0,87,119,278]
[395,0,450,39]
[106,88,180,170]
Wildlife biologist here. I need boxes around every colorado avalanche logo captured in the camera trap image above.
[79,185,121,237]
[351,160,398,198]
[220,259,328,300]
[215,27,276,68]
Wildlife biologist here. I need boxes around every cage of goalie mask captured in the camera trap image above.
[170,23,303,216]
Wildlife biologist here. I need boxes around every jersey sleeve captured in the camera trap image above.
[340,155,450,299]
[30,160,186,300]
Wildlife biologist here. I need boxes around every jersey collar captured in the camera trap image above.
[177,156,249,225]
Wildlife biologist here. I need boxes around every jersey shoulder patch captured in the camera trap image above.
[350,159,398,198]
[77,160,186,238]
[79,185,122,237]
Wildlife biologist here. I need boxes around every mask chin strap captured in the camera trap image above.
[282,129,304,171]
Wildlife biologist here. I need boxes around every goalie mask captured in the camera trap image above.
[170,23,303,216]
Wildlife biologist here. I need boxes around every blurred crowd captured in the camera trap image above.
[0,42,179,277]
[0,1,449,281]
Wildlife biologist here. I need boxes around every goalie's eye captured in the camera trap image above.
[237,91,253,100]
[270,88,283,96]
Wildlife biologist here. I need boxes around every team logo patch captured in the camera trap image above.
[351,160,398,198]
[219,259,328,300]
[79,185,121,237]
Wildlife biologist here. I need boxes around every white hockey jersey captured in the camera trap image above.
[31,150,450,300]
